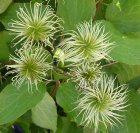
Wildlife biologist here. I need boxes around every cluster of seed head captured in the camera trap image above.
[7,2,128,132]
[7,2,62,91]
[58,20,128,132]
[53,18,128,132]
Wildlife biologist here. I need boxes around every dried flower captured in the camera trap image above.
[75,74,128,132]
[7,45,52,92]
[59,21,114,63]
[8,2,63,48]
[70,63,102,89]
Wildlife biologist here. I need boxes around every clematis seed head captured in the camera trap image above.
[8,2,63,48]
[7,45,52,92]
[75,74,128,132]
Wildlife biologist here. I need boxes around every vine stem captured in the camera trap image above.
[51,80,59,97]
[102,61,118,67]
[93,0,102,21]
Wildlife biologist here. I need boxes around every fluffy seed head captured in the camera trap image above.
[8,2,63,48]
[60,21,115,63]
[7,45,52,92]
[75,74,128,132]
[70,63,102,89]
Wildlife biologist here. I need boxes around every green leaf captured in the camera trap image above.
[106,0,140,32]
[101,20,140,65]
[110,90,140,133]
[32,92,57,132]
[128,77,140,91]
[0,3,43,29]
[104,63,140,84]
[0,31,11,61]
[57,0,96,31]
[0,3,22,29]
[30,123,48,133]
[56,116,83,133]
[0,0,12,14]
[0,83,46,125]
[56,81,82,125]
[0,126,9,133]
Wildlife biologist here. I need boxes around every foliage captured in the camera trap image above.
[0,0,140,133]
